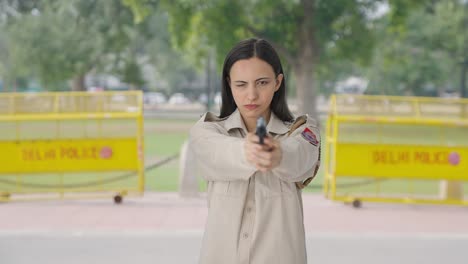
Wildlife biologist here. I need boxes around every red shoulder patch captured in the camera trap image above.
[301,127,319,146]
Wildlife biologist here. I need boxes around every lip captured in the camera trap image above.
[244,104,259,110]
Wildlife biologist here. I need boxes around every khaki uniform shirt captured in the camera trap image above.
[189,109,321,264]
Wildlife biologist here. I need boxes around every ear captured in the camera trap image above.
[275,74,283,92]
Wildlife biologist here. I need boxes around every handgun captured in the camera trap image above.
[255,117,267,145]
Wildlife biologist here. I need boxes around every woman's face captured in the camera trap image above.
[229,57,283,121]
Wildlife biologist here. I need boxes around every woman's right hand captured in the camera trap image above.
[244,133,263,168]
[244,132,279,172]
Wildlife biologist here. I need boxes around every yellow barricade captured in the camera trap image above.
[0,91,144,203]
[324,94,468,207]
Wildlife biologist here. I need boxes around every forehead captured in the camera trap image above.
[230,57,275,80]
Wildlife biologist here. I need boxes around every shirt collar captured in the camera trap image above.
[225,108,248,133]
[267,111,290,135]
[225,108,289,135]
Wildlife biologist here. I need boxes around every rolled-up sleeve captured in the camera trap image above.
[189,117,256,182]
[271,118,320,183]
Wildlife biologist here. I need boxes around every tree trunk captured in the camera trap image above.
[461,59,467,98]
[462,2,468,98]
[294,62,317,120]
[205,52,212,111]
[294,0,319,122]
[71,74,86,91]
[10,79,18,92]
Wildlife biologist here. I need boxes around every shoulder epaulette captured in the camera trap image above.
[287,115,308,136]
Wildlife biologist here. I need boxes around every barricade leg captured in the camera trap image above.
[439,180,464,200]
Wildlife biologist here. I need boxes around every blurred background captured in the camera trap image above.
[0,0,466,190]
[1,0,466,109]
[0,0,467,263]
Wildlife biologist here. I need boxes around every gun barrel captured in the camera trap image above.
[256,117,267,145]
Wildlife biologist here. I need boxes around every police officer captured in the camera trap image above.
[190,38,321,264]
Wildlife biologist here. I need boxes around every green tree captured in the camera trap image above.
[4,0,145,91]
[162,0,384,118]
[0,0,39,91]
[125,0,438,116]
[140,9,204,95]
[366,0,466,96]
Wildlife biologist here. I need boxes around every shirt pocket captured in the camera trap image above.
[257,174,296,198]
[208,181,246,197]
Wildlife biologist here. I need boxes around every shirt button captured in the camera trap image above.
[243,233,249,239]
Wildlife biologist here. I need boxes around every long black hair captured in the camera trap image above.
[219,38,294,122]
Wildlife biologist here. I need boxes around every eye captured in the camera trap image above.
[235,83,246,88]
[257,80,269,86]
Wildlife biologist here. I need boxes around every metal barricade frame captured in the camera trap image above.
[0,91,144,203]
[324,94,468,207]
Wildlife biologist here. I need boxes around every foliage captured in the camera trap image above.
[366,0,466,96]
[2,1,144,90]
[1,0,465,98]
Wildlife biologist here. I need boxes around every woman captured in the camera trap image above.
[190,38,321,264]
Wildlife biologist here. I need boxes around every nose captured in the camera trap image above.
[247,85,259,101]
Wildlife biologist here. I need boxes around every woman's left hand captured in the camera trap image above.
[254,136,282,172]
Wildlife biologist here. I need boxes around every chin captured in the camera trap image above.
[242,109,263,119]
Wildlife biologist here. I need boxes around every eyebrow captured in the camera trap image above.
[233,77,271,83]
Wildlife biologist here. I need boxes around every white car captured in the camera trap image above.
[168,93,190,105]
[144,92,167,105]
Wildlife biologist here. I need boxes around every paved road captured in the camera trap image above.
[1,231,467,264]
[2,193,468,233]
[1,193,468,264]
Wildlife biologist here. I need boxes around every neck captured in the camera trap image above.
[243,110,272,133]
